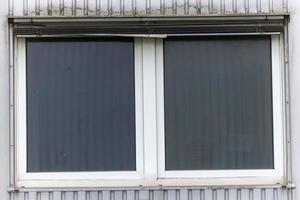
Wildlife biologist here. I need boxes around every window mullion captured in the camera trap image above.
[155,38,165,178]
[141,38,158,183]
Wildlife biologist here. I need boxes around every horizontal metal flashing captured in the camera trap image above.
[10,15,289,35]
[8,184,287,192]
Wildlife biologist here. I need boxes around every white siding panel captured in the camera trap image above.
[217,189,225,200]
[50,192,58,200]
[204,189,213,200]
[41,192,50,200]
[10,0,288,16]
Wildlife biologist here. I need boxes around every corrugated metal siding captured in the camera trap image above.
[9,0,288,16]
[10,189,294,200]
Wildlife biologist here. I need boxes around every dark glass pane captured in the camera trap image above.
[27,38,136,172]
[164,36,274,170]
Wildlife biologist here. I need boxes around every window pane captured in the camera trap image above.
[164,36,274,170]
[27,38,136,172]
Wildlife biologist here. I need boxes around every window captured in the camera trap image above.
[15,35,285,188]
[16,38,144,185]
[157,36,284,181]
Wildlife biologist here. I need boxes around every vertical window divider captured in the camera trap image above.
[155,38,165,179]
[134,38,145,179]
[141,38,159,183]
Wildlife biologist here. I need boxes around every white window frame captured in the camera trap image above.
[156,34,285,183]
[15,38,145,188]
[15,34,285,188]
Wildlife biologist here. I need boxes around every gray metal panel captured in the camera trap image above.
[9,0,288,17]
[9,188,294,200]
[0,0,11,200]
[26,38,136,172]
[163,36,274,170]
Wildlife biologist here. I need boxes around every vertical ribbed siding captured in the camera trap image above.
[10,189,294,200]
[9,0,288,16]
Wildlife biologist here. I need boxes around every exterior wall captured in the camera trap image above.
[9,0,288,16]
[0,0,10,199]
[8,189,295,200]
[1,0,297,200]
[288,0,300,200]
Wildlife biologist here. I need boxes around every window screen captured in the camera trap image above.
[26,38,136,172]
[164,36,274,170]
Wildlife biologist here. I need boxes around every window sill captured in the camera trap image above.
[15,176,286,189]
[10,182,294,193]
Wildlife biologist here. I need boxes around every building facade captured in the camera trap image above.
[0,0,299,199]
